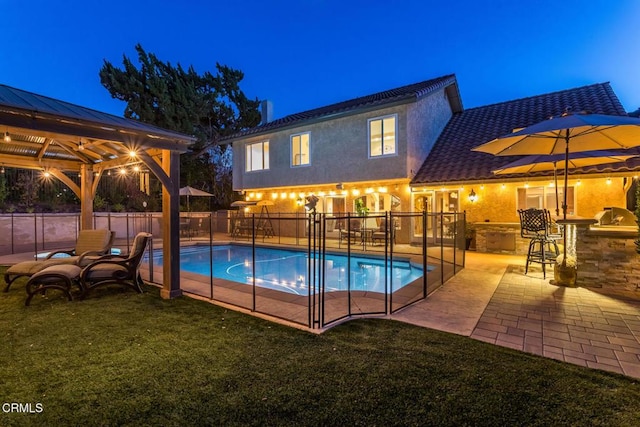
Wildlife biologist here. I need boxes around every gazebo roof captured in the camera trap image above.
[0,84,195,172]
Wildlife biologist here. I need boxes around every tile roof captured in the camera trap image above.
[222,74,458,141]
[411,82,640,185]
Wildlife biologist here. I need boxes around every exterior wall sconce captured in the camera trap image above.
[468,188,477,203]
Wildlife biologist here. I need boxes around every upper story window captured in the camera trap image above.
[291,132,310,167]
[369,115,397,157]
[246,141,269,172]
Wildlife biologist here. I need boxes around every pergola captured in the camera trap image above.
[0,84,196,299]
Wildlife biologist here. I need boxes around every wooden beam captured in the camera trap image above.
[36,138,53,160]
[53,139,94,163]
[137,150,172,189]
[160,150,182,299]
[0,153,81,171]
[49,168,81,198]
[79,164,94,230]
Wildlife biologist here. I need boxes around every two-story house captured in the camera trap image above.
[224,76,640,247]
[222,75,462,241]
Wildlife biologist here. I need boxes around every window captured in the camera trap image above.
[369,115,397,157]
[517,186,575,215]
[245,141,269,171]
[291,133,310,166]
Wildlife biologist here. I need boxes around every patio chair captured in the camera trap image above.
[339,218,362,243]
[518,208,560,279]
[4,229,115,292]
[371,218,396,245]
[79,232,151,297]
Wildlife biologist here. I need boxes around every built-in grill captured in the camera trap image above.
[593,207,637,227]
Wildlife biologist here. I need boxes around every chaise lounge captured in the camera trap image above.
[79,232,151,297]
[4,229,115,292]
[23,232,151,305]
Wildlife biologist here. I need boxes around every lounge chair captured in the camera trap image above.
[79,232,151,297]
[4,229,115,292]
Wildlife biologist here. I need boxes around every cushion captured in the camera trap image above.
[74,229,113,255]
[29,264,82,283]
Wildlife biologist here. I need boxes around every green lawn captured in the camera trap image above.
[1,269,639,426]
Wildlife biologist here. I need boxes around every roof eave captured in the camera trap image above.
[223,96,417,144]
[0,107,195,152]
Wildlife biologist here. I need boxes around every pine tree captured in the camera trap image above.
[99,44,261,209]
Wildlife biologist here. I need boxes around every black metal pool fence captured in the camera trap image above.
[0,211,467,328]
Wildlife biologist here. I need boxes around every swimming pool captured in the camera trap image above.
[147,245,426,295]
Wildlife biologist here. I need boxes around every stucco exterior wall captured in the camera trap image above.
[406,90,453,178]
[457,177,628,224]
[233,104,411,191]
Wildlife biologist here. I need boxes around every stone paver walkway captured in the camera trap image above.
[471,265,640,378]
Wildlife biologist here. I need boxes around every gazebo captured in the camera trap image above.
[0,84,196,299]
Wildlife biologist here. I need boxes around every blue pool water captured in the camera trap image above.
[147,245,426,295]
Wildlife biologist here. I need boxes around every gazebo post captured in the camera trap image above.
[160,150,182,299]
[80,164,94,230]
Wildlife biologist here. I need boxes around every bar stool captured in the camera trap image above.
[518,208,560,278]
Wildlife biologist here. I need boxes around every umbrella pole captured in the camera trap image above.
[553,162,559,216]
[562,130,569,266]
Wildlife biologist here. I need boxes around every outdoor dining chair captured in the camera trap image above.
[518,208,560,279]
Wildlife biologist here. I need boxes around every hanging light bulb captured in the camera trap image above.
[0,167,5,174]
[3,132,11,143]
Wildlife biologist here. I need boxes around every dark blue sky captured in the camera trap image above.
[2,0,639,119]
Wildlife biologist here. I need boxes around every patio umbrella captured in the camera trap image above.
[179,186,214,212]
[472,111,640,263]
[492,151,638,215]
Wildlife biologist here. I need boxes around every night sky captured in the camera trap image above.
[2,0,639,119]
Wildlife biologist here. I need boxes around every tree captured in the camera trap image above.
[99,44,261,209]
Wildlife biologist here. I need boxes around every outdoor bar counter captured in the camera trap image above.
[473,219,640,296]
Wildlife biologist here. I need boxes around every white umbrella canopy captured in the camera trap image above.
[473,112,640,219]
[179,186,214,212]
[492,151,638,175]
[492,151,638,216]
[473,113,640,157]
[473,111,640,265]
[179,186,214,197]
